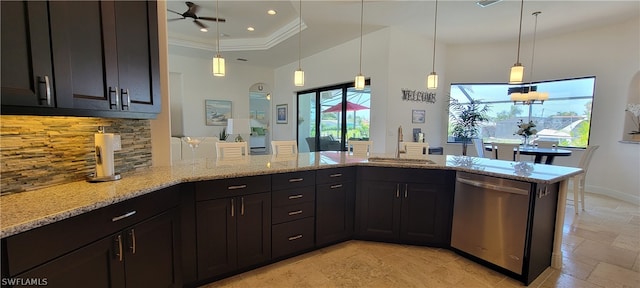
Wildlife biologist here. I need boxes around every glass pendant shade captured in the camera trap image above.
[213,55,225,77]
[355,74,365,90]
[427,72,438,90]
[294,69,305,87]
[509,64,524,84]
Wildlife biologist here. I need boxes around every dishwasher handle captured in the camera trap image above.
[456,177,529,195]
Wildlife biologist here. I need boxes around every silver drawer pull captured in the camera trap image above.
[227,185,247,190]
[288,194,304,199]
[288,210,303,216]
[288,234,303,241]
[329,173,343,178]
[289,178,304,182]
[330,184,343,189]
[112,211,136,222]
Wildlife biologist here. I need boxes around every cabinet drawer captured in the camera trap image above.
[316,167,355,185]
[272,201,315,225]
[272,186,315,207]
[272,217,315,259]
[196,175,271,201]
[5,185,180,276]
[271,171,315,190]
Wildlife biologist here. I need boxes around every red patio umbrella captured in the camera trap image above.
[322,101,369,137]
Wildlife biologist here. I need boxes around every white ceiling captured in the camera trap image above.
[166,0,639,69]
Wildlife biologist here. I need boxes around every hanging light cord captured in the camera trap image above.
[515,0,524,64]
[216,0,220,55]
[358,0,364,74]
[298,0,302,70]
[431,0,438,72]
[528,11,540,89]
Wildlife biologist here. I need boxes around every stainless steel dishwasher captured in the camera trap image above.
[451,172,531,275]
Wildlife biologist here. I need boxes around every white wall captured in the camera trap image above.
[168,51,274,137]
[445,17,640,204]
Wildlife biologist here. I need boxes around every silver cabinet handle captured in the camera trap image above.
[228,185,247,190]
[288,194,303,199]
[38,76,51,106]
[289,178,304,182]
[112,211,136,222]
[288,210,303,216]
[396,184,400,198]
[404,184,408,198]
[115,235,123,262]
[330,184,343,189]
[231,199,235,217]
[329,173,343,178]
[108,86,119,109]
[288,234,303,241]
[129,229,136,254]
[120,88,130,110]
[241,197,245,216]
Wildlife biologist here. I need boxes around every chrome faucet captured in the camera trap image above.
[396,125,403,158]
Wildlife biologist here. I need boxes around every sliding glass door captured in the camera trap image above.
[297,80,370,152]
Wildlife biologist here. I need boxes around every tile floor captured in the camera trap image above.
[205,193,640,287]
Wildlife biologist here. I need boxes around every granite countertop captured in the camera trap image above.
[0,152,583,238]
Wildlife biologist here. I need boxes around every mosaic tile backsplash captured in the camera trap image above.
[1,116,152,195]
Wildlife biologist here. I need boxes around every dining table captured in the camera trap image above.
[485,145,572,164]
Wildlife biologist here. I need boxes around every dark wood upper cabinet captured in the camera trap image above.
[1,1,55,107]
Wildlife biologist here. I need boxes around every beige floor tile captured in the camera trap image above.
[587,262,640,288]
[573,239,639,269]
[613,234,640,252]
[540,269,604,288]
[633,254,640,272]
[559,254,597,280]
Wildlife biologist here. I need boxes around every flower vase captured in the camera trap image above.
[522,135,529,148]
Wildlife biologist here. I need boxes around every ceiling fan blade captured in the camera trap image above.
[186,1,200,14]
[167,18,184,22]
[193,20,208,29]
[198,16,226,23]
[167,9,184,16]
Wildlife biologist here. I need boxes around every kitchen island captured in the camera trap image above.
[0,152,582,286]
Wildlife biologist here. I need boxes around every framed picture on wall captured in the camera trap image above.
[412,109,425,123]
[205,100,232,126]
[276,104,288,124]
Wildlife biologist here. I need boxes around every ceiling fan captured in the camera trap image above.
[167,1,226,31]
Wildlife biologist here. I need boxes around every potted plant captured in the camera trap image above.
[449,98,490,156]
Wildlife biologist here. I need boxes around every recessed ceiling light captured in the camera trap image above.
[200,28,208,32]
[237,58,248,62]
[267,9,277,15]
[247,27,255,32]
[476,0,503,8]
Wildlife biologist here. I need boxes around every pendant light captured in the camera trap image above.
[510,11,548,105]
[427,0,439,90]
[294,0,304,86]
[509,0,525,84]
[354,0,365,91]
[212,0,225,77]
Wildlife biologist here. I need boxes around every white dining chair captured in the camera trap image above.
[403,142,429,157]
[216,142,248,159]
[271,140,298,155]
[472,138,486,158]
[348,140,373,156]
[572,145,599,214]
[491,143,520,161]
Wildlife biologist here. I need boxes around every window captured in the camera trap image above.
[447,76,595,148]
[297,80,371,152]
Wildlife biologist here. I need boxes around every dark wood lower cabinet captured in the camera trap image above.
[12,209,180,288]
[196,192,271,281]
[315,181,355,246]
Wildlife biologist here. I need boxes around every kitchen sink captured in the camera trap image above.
[367,157,437,165]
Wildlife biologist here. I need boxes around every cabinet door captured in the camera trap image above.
[1,1,54,107]
[356,181,401,241]
[316,181,355,246]
[15,234,125,288]
[400,183,453,246]
[124,209,181,287]
[49,1,118,110]
[236,192,271,268]
[113,1,160,113]
[196,198,237,279]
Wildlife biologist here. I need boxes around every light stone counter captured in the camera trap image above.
[0,152,582,238]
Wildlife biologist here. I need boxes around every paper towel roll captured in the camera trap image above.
[95,133,116,177]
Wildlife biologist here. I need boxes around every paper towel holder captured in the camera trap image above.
[87,126,122,182]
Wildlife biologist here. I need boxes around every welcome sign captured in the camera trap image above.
[401,89,436,103]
